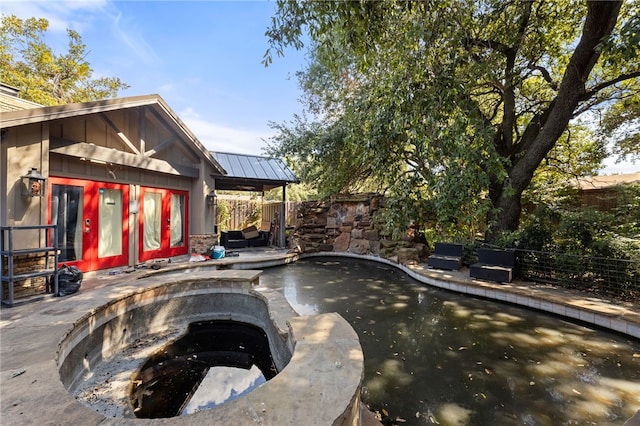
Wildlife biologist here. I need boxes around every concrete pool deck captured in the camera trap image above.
[1,248,639,426]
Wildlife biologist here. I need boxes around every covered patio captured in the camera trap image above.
[210,152,299,248]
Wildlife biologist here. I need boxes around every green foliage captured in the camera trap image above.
[495,205,560,251]
[555,210,616,257]
[1,14,129,105]
[597,1,640,162]
[264,183,319,202]
[241,203,262,230]
[523,122,608,208]
[497,199,639,262]
[265,0,638,241]
[495,197,639,299]
[598,92,640,162]
[266,1,505,237]
[611,183,640,237]
[216,200,231,232]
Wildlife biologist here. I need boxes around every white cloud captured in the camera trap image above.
[106,9,161,66]
[600,157,639,175]
[2,1,159,66]
[181,108,272,155]
[156,83,175,95]
[1,0,108,33]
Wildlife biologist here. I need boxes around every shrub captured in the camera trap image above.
[493,205,559,251]
[216,200,230,231]
[555,209,614,256]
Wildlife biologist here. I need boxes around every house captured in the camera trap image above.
[573,172,640,211]
[0,84,42,111]
[1,86,296,302]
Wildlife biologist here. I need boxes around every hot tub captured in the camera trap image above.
[56,270,365,424]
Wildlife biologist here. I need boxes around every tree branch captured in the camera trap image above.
[581,71,640,101]
[464,38,510,54]
[573,89,636,117]
[509,1,622,191]
[500,1,532,155]
[527,62,558,90]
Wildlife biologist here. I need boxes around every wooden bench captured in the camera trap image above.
[427,243,463,271]
[470,248,515,283]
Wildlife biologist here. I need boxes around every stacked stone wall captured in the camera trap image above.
[289,194,428,265]
[190,233,219,255]
[1,253,49,299]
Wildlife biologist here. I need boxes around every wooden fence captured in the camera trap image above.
[217,198,299,231]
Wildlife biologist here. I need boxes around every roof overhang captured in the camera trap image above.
[211,151,299,192]
[213,177,289,192]
[1,94,226,175]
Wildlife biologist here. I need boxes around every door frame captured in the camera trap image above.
[48,177,130,272]
[138,187,189,262]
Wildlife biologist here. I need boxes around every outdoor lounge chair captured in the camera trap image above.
[427,243,463,271]
[469,248,515,283]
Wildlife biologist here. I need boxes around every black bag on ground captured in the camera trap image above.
[56,265,83,296]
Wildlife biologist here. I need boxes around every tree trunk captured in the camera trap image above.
[486,1,622,242]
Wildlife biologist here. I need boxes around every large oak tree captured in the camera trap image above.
[1,15,128,105]
[264,0,639,241]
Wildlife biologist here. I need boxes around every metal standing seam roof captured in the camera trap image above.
[211,152,298,183]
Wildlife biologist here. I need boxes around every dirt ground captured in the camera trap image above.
[72,329,182,418]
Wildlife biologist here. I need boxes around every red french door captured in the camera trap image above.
[138,187,189,262]
[49,177,129,272]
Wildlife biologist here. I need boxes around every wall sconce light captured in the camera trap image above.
[22,167,46,197]
[206,192,217,207]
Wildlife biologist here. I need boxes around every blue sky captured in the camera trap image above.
[1,0,637,174]
[1,0,307,155]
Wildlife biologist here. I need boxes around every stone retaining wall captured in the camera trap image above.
[289,193,428,265]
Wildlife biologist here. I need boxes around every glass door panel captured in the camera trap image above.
[94,183,129,269]
[170,194,185,248]
[49,177,129,272]
[139,188,188,261]
[143,192,162,252]
[51,184,84,263]
[98,188,123,258]
[167,190,188,257]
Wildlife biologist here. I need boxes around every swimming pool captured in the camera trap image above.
[259,257,640,425]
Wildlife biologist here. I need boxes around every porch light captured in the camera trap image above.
[206,192,217,207]
[22,167,46,197]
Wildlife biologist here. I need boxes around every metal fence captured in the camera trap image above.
[514,249,639,301]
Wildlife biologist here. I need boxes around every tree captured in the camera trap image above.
[264,0,639,241]
[0,15,128,105]
[599,92,640,162]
